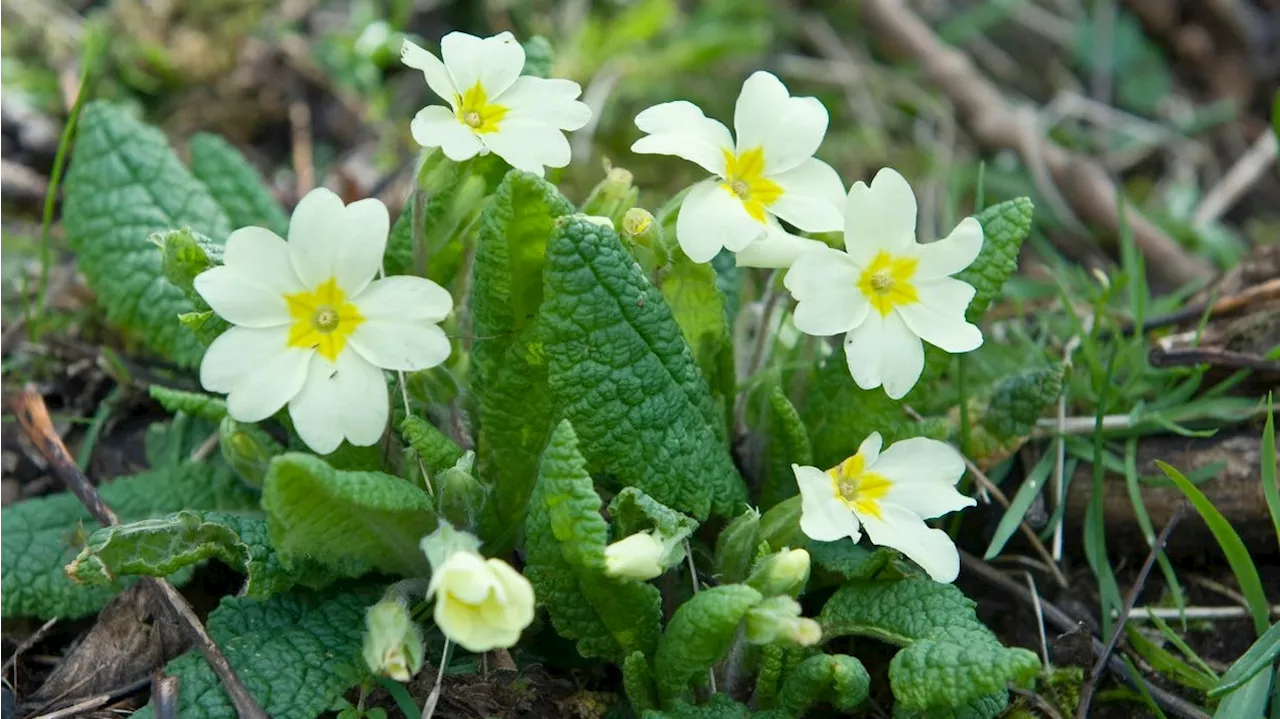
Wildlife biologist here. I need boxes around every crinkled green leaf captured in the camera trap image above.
[965,363,1066,467]
[642,694,785,719]
[623,651,658,714]
[188,132,288,235]
[754,643,785,709]
[821,578,1039,710]
[261,453,435,579]
[654,584,764,705]
[67,510,331,600]
[472,171,575,544]
[660,249,735,413]
[524,421,662,662]
[149,386,227,422]
[803,355,949,469]
[807,540,898,581]
[179,309,229,346]
[132,585,380,719]
[959,198,1033,322]
[399,415,464,476]
[63,102,231,367]
[2,450,257,618]
[156,228,222,302]
[714,507,762,585]
[521,36,554,78]
[778,653,871,716]
[609,487,698,542]
[761,381,811,509]
[542,217,747,519]
[892,692,1008,719]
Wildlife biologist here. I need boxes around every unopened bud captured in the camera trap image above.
[581,167,640,227]
[605,532,666,580]
[363,598,424,682]
[621,208,655,240]
[714,507,761,584]
[744,595,822,647]
[746,547,811,597]
[436,452,487,530]
[218,417,281,489]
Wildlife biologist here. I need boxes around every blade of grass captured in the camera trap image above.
[377,676,423,719]
[1261,394,1278,553]
[1209,621,1280,699]
[1122,655,1170,719]
[985,450,1054,559]
[1147,613,1219,680]
[1124,438,1187,621]
[1212,667,1273,719]
[1085,350,1124,640]
[1125,625,1218,693]
[1155,460,1269,636]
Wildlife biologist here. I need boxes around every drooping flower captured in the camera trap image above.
[427,549,535,652]
[744,596,823,647]
[630,71,844,267]
[604,532,666,581]
[194,188,453,454]
[793,432,975,583]
[401,31,591,176]
[783,168,984,399]
[363,597,425,682]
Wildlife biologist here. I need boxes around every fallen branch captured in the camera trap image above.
[857,0,1214,286]
[11,385,269,719]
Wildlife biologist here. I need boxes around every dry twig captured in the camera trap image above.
[151,672,180,719]
[11,385,269,719]
[857,0,1214,286]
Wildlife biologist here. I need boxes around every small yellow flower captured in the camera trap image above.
[428,550,535,653]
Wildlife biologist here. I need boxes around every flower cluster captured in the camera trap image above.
[192,27,992,658]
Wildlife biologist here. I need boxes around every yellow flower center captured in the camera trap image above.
[285,277,364,362]
[454,82,508,134]
[827,452,893,519]
[721,146,783,222]
[856,250,919,316]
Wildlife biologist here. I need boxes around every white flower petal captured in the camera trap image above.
[675,179,766,263]
[782,246,860,300]
[872,438,975,520]
[766,158,845,232]
[793,286,868,337]
[856,432,883,465]
[843,168,918,264]
[411,105,483,161]
[481,120,571,175]
[631,101,733,177]
[733,71,829,174]
[194,265,292,328]
[898,278,983,353]
[843,312,924,399]
[349,321,451,372]
[288,352,389,454]
[794,464,862,542]
[486,559,535,626]
[916,217,983,280]
[440,31,524,98]
[498,76,590,131]
[401,39,456,105]
[354,276,453,323]
[858,502,961,583]
[287,188,389,296]
[733,227,827,269]
[221,226,306,294]
[201,326,309,421]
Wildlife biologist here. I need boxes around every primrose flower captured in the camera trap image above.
[793,432,975,583]
[401,31,591,176]
[195,188,453,454]
[363,597,425,682]
[604,532,667,581]
[630,71,844,266]
[783,168,984,399]
[428,549,535,652]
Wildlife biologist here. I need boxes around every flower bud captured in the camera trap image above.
[362,598,424,682]
[218,417,282,489]
[435,452,487,530]
[427,549,535,652]
[604,532,666,580]
[714,507,761,584]
[744,595,822,647]
[746,547,811,598]
[581,166,640,226]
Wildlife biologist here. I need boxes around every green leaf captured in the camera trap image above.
[1213,668,1273,719]
[807,541,896,581]
[156,228,222,302]
[399,415,464,476]
[653,584,764,705]
[892,692,1009,719]
[521,36,554,78]
[261,453,435,579]
[188,132,289,235]
[1261,394,1278,553]
[660,248,735,411]
[984,450,1054,559]
[472,171,574,541]
[133,585,380,719]
[62,102,231,367]
[803,355,949,469]
[754,643,785,709]
[820,578,1039,710]
[1157,460,1269,636]
[959,198,1033,322]
[761,381,811,509]
[623,651,658,713]
[2,449,257,619]
[641,694,765,719]
[524,421,662,662]
[179,309,230,346]
[965,363,1065,466]
[542,217,747,519]
[67,510,331,600]
[149,385,228,422]
[1210,609,1280,698]
[609,487,699,542]
[714,507,762,585]
[778,653,871,716]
